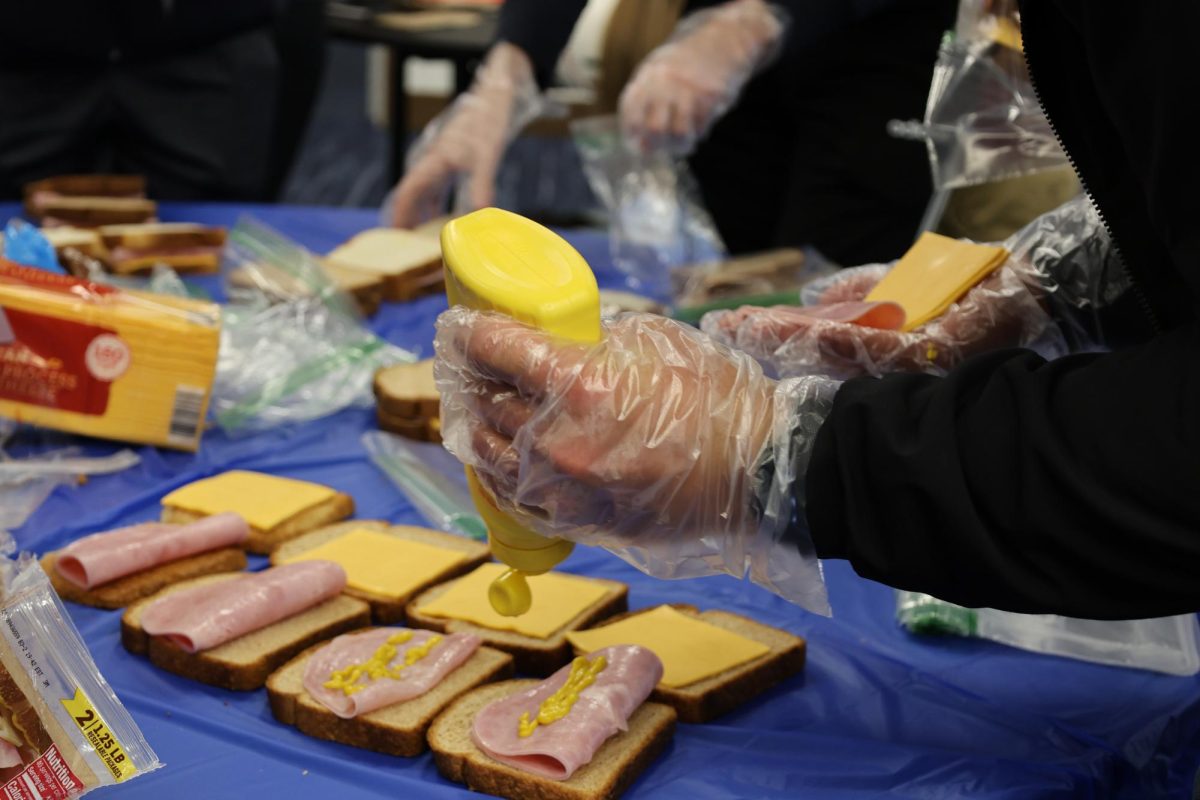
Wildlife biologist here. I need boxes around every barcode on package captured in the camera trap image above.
[167,385,205,444]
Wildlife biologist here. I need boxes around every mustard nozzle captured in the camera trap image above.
[488,569,532,617]
[441,209,601,617]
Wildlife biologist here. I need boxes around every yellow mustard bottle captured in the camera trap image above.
[441,208,601,617]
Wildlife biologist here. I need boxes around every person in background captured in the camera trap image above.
[432,1,1199,621]
[390,0,957,266]
[0,0,315,202]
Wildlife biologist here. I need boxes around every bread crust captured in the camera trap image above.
[161,492,355,555]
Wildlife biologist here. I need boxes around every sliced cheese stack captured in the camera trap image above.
[0,259,219,450]
[865,232,1009,331]
[372,359,441,443]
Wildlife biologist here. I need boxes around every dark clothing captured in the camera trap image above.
[498,0,955,265]
[0,2,280,201]
[808,2,1200,618]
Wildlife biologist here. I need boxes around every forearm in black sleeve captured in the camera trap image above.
[496,0,587,87]
[806,323,1200,619]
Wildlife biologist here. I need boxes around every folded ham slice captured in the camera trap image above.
[140,561,346,653]
[302,628,481,719]
[471,645,663,781]
[55,512,249,590]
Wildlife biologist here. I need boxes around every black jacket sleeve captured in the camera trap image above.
[806,323,1200,619]
[496,0,588,87]
[497,0,915,88]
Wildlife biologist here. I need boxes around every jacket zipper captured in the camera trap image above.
[1020,41,1165,335]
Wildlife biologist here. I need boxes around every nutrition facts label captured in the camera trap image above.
[2,745,84,800]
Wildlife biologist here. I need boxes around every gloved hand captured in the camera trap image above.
[386,43,544,228]
[619,0,788,155]
[434,307,835,613]
[700,195,1114,381]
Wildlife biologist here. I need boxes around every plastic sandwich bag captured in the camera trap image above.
[889,0,1068,191]
[362,431,486,541]
[211,218,415,433]
[897,591,1200,676]
[0,549,160,796]
[572,115,725,303]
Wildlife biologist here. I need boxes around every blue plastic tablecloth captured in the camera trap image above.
[4,202,1199,799]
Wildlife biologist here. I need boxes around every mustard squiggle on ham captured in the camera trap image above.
[471,645,663,781]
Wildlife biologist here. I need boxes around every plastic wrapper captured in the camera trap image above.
[897,591,1200,676]
[889,0,1068,190]
[434,307,833,613]
[362,431,487,541]
[383,42,554,228]
[702,197,1119,380]
[211,218,415,433]
[1,221,62,274]
[617,0,788,156]
[0,551,160,796]
[573,115,725,302]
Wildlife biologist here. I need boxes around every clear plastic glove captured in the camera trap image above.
[434,307,835,613]
[386,43,545,228]
[700,196,1124,379]
[619,0,788,155]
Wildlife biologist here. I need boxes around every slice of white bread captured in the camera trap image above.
[39,226,109,261]
[121,573,371,691]
[406,576,628,676]
[267,634,513,756]
[428,680,676,800]
[571,604,806,723]
[325,229,444,302]
[269,520,490,624]
[373,359,438,419]
[41,547,247,610]
[161,492,354,555]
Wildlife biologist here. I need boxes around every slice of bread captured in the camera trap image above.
[227,261,384,317]
[325,229,444,302]
[98,223,227,275]
[41,547,247,610]
[267,635,513,756]
[375,407,439,442]
[406,577,628,676]
[572,605,806,723]
[161,492,354,555]
[32,197,158,227]
[428,680,676,800]
[121,574,371,691]
[373,359,438,419]
[321,261,385,316]
[269,521,490,624]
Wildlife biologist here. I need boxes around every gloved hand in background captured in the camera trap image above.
[619,0,788,155]
[386,43,545,228]
[702,196,1118,380]
[434,307,835,614]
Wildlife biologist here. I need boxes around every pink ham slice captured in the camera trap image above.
[302,628,481,719]
[55,512,249,590]
[784,300,906,330]
[471,645,663,781]
[139,561,346,653]
[0,740,20,769]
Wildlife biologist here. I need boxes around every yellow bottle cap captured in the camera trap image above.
[441,209,601,615]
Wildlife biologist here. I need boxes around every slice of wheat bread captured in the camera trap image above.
[428,679,675,800]
[406,577,628,676]
[373,359,439,419]
[269,521,490,624]
[121,573,371,691]
[376,407,442,443]
[41,547,247,610]
[572,604,806,723]
[161,492,354,555]
[267,635,513,756]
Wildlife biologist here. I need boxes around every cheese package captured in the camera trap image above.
[161,471,336,530]
[279,528,469,599]
[417,563,610,639]
[865,233,1009,331]
[0,259,219,451]
[565,605,770,687]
